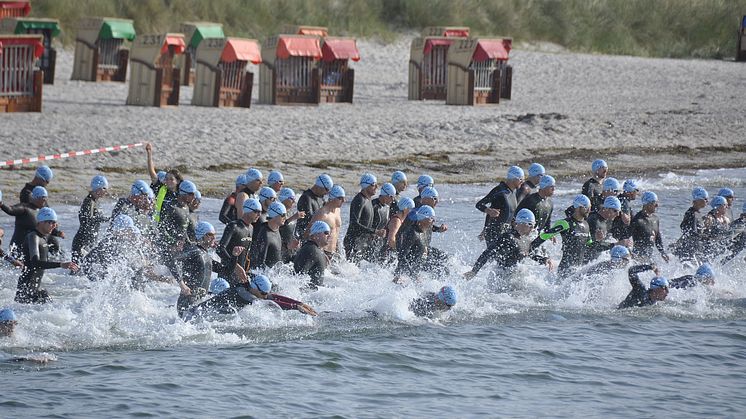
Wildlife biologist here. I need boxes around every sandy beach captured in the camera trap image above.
[1,37,745,201]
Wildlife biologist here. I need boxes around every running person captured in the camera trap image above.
[344,174,385,262]
[294,174,333,243]
[618,264,668,309]
[516,163,545,204]
[217,198,262,283]
[294,221,331,289]
[71,175,110,264]
[475,166,524,247]
[630,192,670,263]
[515,175,555,234]
[305,185,345,256]
[218,173,247,224]
[582,159,608,211]
[249,202,287,270]
[19,165,53,204]
[409,286,458,318]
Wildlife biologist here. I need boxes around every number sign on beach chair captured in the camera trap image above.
[192,37,261,108]
[72,17,135,82]
[259,34,322,105]
[126,33,186,107]
[737,16,746,62]
[0,17,60,84]
[446,37,513,106]
[408,27,470,101]
[0,34,44,112]
[178,22,224,87]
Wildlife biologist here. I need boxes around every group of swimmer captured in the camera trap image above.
[1,146,745,332]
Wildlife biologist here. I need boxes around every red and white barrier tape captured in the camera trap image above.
[0,143,144,168]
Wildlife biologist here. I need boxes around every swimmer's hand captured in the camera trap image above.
[231,246,245,257]
[661,253,670,263]
[463,270,476,280]
[438,223,448,232]
[297,303,317,316]
[485,208,500,218]
[546,259,555,272]
[375,229,386,237]
[234,264,249,284]
[11,259,24,268]
[61,261,79,273]
[289,239,300,250]
[179,282,192,296]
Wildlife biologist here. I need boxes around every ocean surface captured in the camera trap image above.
[1,168,746,418]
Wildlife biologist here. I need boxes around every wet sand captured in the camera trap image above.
[2,37,745,202]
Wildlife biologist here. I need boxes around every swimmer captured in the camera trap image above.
[19,165,53,204]
[277,188,305,263]
[294,173,333,243]
[388,171,408,217]
[585,196,623,263]
[611,179,639,241]
[515,175,555,234]
[234,168,263,220]
[630,192,670,263]
[294,221,331,289]
[668,263,716,289]
[1,186,64,255]
[176,221,222,317]
[71,175,110,264]
[618,264,668,309]
[305,185,345,255]
[582,159,608,211]
[516,162,545,203]
[0,308,17,337]
[394,205,436,282]
[384,197,415,255]
[217,198,262,282]
[267,170,284,193]
[475,166,524,247]
[219,173,247,224]
[344,174,385,262]
[409,286,457,318]
[249,202,287,270]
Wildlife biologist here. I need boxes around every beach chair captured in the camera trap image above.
[319,37,359,103]
[408,27,470,101]
[0,0,30,20]
[72,17,135,82]
[126,33,185,107]
[0,34,43,112]
[281,25,329,37]
[738,16,746,62]
[178,22,224,86]
[0,17,60,84]
[446,38,513,106]
[192,37,260,108]
[259,34,322,105]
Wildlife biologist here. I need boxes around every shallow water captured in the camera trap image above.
[1,168,746,417]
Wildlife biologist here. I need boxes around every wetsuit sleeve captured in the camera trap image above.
[267,294,301,311]
[217,223,236,262]
[668,275,697,289]
[471,242,500,274]
[395,231,424,277]
[0,203,23,216]
[655,221,666,255]
[294,194,312,239]
[26,234,61,270]
[249,228,269,268]
[218,195,235,224]
[475,187,499,212]
[628,264,654,290]
[349,195,376,235]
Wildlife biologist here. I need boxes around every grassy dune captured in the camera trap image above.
[31,0,746,58]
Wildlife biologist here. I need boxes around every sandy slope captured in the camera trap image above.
[1,37,744,201]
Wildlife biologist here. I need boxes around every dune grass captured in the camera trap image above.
[30,0,746,59]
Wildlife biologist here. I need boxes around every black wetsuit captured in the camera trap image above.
[280,218,297,263]
[16,230,59,304]
[217,219,253,281]
[630,210,666,261]
[515,180,538,205]
[293,240,328,288]
[1,202,62,255]
[582,177,604,211]
[618,264,657,309]
[611,194,634,240]
[249,222,283,270]
[409,292,449,318]
[471,230,547,274]
[723,217,746,262]
[294,189,325,239]
[19,182,36,204]
[516,192,553,233]
[395,223,428,278]
[542,216,595,276]
[110,198,156,241]
[176,243,220,316]
[668,275,700,289]
[700,210,731,261]
[586,212,616,263]
[369,198,390,260]
[185,286,304,319]
[672,206,705,262]
[158,200,192,275]
[71,193,109,263]
[476,182,518,247]
[344,192,376,261]
[218,192,237,224]
[186,209,199,243]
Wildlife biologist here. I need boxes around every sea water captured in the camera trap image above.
[1,168,745,417]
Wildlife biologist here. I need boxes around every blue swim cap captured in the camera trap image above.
[514,208,536,225]
[421,186,439,200]
[90,175,109,191]
[194,190,202,202]
[250,274,272,293]
[414,205,436,221]
[623,179,639,193]
[436,286,457,306]
[195,221,216,240]
[310,220,331,235]
[329,185,346,199]
[695,264,715,279]
[718,188,734,198]
[602,177,620,192]
[398,197,415,211]
[31,186,48,199]
[258,186,277,203]
[131,180,155,199]
[710,196,727,208]
[245,168,263,182]
[417,175,434,189]
[528,163,545,178]
[278,187,296,203]
[506,165,525,180]
[179,180,198,195]
[267,171,284,185]
[603,196,622,210]
[573,194,591,208]
[641,191,658,205]
[391,171,407,184]
[35,165,53,182]
[649,276,669,290]
[315,174,334,191]
[538,175,556,189]
[0,308,17,322]
[360,173,377,187]
[610,245,630,260]
[209,278,230,295]
[37,207,57,222]
[267,202,287,219]
[691,186,709,201]
[235,173,248,188]
[380,183,396,197]
[242,198,262,213]
[157,171,167,183]
[111,214,140,235]
[592,159,608,173]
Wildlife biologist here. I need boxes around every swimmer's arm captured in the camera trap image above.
[145,143,158,183]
